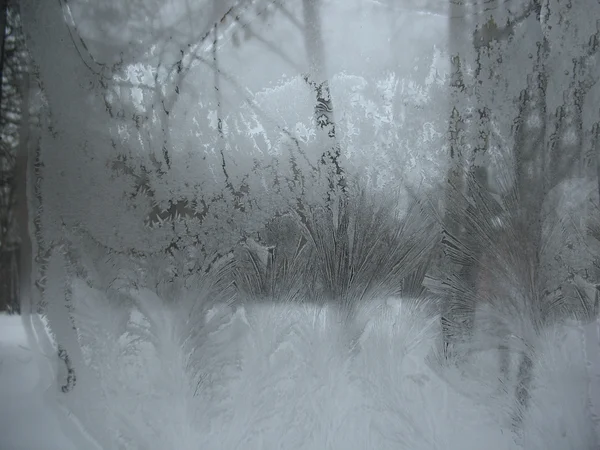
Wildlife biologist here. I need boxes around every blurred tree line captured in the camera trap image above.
[0,0,39,313]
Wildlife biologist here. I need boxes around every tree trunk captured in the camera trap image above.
[301,0,346,203]
[0,0,8,115]
[13,70,31,316]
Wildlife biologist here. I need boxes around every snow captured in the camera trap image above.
[0,314,77,450]
[0,302,598,450]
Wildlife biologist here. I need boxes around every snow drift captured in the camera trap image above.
[9,284,598,450]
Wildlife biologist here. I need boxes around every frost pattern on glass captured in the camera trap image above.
[13,0,600,448]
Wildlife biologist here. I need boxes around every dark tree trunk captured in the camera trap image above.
[0,0,8,115]
[301,0,346,203]
[14,71,31,315]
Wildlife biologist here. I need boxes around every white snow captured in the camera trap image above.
[0,314,78,450]
[0,302,598,450]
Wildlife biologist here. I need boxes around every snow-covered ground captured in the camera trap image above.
[0,314,79,450]
[1,300,598,450]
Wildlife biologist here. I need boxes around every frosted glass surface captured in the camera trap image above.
[7,0,599,448]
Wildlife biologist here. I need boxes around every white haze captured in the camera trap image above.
[3,292,599,449]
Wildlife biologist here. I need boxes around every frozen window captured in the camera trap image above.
[2,0,599,448]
